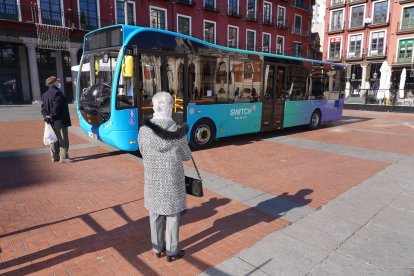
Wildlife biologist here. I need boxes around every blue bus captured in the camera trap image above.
[75,25,346,150]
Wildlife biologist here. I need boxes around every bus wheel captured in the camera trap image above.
[309,110,321,130]
[190,119,216,149]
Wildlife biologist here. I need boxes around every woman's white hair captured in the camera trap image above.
[152,92,174,114]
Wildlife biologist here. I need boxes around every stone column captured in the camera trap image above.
[345,65,351,97]
[361,64,367,95]
[23,39,41,103]
[55,51,65,96]
[69,45,81,103]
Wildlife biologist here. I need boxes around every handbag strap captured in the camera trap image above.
[191,156,202,181]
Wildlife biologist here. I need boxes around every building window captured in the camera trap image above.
[372,1,388,24]
[247,0,256,20]
[263,2,272,24]
[204,21,215,43]
[329,37,341,59]
[116,1,135,25]
[293,42,302,57]
[246,30,256,51]
[398,39,413,63]
[40,0,62,26]
[79,0,98,30]
[370,31,385,56]
[177,15,191,35]
[350,5,364,28]
[0,0,18,20]
[294,14,302,34]
[277,6,286,27]
[295,0,304,8]
[276,36,284,54]
[150,7,166,29]
[330,9,343,31]
[402,6,414,31]
[262,33,270,53]
[348,34,362,57]
[228,0,239,16]
[204,0,215,10]
[228,26,238,48]
[0,43,16,64]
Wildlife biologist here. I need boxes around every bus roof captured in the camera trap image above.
[84,24,346,68]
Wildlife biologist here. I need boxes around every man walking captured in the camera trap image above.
[41,76,72,163]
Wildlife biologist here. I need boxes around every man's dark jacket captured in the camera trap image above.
[41,85,71,129]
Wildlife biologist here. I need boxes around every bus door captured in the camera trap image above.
[137,53,187,126]
[262,64,285,130]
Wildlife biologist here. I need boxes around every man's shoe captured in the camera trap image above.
[52,159,59,162]
[59,158,73,163]
[166,250,185,262]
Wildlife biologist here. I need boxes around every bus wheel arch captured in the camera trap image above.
[190,118,216,149]
[309,109,322,130]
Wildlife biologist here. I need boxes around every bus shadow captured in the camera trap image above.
[203,115,374,150]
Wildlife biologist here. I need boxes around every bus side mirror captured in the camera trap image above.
[122,56,133,77]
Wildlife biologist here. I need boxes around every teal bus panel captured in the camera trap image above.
[186,102,262,139]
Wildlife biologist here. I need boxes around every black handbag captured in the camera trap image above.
[185,157,204,197]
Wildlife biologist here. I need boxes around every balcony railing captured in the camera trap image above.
[329,24,344,32]
[246,13,258,22]
[331,0,345,6]
[349,17,364,28]
[292,26,309,37]
[372,13,387,24]
[276,18,289,29]
[203,4,218,12]
[396,55,413,64]
[399,22,414,32]
[0,2,18,20]
[327,51,342,61]
[345,49,365,60]
[263,16,274,25]
[176,0,196,7]
[228,8,240,18]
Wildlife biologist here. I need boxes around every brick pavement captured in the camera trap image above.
[1,106,414,275]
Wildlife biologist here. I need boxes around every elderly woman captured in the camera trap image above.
[138,92,192,262]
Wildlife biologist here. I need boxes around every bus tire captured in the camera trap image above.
[309,110,321,130]
[190,118,216,149]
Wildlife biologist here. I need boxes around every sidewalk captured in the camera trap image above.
[0,105,413,275]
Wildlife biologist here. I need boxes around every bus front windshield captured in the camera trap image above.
[77,50,119,124]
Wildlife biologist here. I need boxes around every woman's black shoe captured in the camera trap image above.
[166,250,185,262]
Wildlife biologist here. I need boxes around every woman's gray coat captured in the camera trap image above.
[138,117,192,215]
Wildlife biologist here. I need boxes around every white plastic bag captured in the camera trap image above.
[43,122,58,145]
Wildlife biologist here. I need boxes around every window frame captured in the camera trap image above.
[115,0,136,25]
[262,32,271,53]
[328,36,342,59]
[246,29,256,51]
[293,41,303,57]
[330,8,344,31]
[276,35,284,54]
[349,4,365,28]
[277,5,286,26]
[247,0,256,20]
[371,0,389,24]
[204,20,216,44]
[347,33,363,57]
[263,1,272,23]
[78,0,100,30]
[397,38,414,63]
[228,0,239,16]
[401,5,414,31]
[228,25,239,48]
[369,30,386,56]
[149,6,167,30]
[177,14,192,36]
[294,14,302,34]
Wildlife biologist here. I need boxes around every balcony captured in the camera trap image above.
[395,54,413,64]
[0,3,18,21]
[228,8,241,18]
[368,13,390,28]
[329,0,346,9]
[328,24,344,34]
[366,46,387,60]
[276,18,289,29]
[347,18,365,31]
[345,49,365,61]
[292,26,309,37]
[203,4,219,12]
[262,17,274,25]
[246,13,258,22]
[396,22,414,35]
[348,0,367,5]
[327,52,342,62]
[176,0,196,7]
